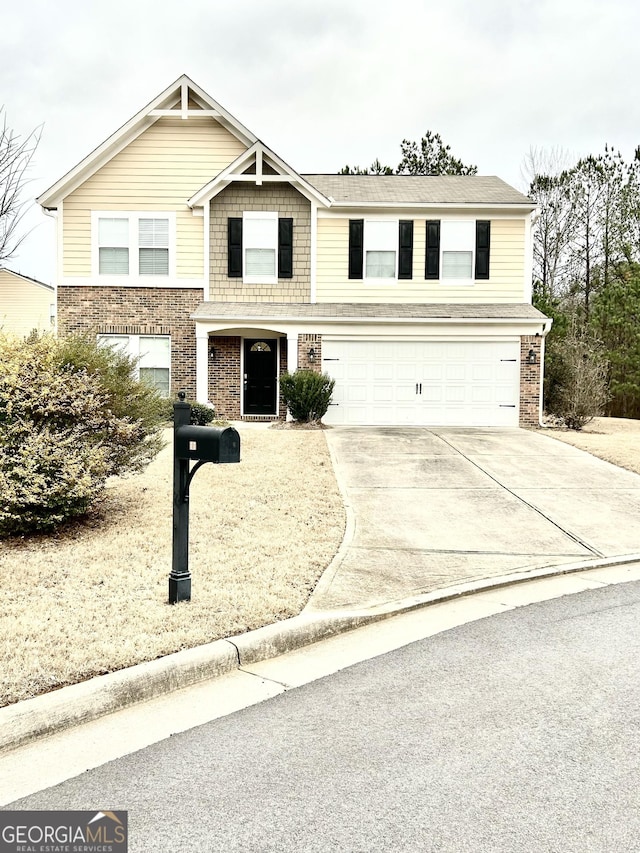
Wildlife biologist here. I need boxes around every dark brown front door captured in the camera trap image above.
[244,339,277,415]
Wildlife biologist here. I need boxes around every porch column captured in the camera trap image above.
[195,327,209,404]
[285,332,299,422]
[286,331,299,373]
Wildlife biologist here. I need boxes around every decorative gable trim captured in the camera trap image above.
[37,75,258,209]
[187,141,331,209]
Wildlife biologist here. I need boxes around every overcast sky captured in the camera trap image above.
[3,0,640,284]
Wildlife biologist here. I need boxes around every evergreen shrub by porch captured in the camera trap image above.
[162,399,216,426]
[0,332,166,536]
[280,370,335,423]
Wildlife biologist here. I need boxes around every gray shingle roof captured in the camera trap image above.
[301,175,533,207]
[193,302,547,321]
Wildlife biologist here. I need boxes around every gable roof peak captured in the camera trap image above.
[37,75,258,209]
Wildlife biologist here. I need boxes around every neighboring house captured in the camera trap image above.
[37,75,550,427]
[0,268,55,337]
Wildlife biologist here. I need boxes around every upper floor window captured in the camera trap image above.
[139,218,169,275]
[442,221,475,280]
[348,219,414,281]
[93,212,175,280]
[364,220,397,278]
[227,213,293,282]
[244,211,277,282]
[425,219,491,283]
[98,218,129,274]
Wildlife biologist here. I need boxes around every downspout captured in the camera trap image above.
[43,206,59,334]
[538,317,553,427]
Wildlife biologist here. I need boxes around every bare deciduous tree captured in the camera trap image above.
[0,107,42,266]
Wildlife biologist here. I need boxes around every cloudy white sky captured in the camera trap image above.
[3,0,640,284]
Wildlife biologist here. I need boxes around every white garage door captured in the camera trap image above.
[322,340,520,427]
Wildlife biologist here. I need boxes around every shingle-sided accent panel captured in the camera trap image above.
[209,182,311,302]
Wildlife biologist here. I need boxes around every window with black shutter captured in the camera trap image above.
[278,218,293,278]
[425,220,440,279]
[475,220,490,280]
[398,220,414,280]
[348,219,364,279]
[228,217,243,278]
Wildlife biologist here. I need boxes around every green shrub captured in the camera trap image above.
[161,398,216,425]
[280,370,335,423]
[0,332,166,536]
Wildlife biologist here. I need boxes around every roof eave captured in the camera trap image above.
[323,201,536,211]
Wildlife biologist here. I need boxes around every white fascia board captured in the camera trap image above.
[37,74,258,209]
[193,318,546,340]
[318,202,536,215]
[191,310,547,328]
[188,142,331,209]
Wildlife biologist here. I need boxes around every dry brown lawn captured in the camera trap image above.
[0,427,345,707]
[539,416,640,475]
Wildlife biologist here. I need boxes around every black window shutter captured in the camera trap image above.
[475,220,490,279]
[398,220,414,280]
[278,218,293,279]
[425,220,440,279]
[228,217,243,278]
[348,219,364,279]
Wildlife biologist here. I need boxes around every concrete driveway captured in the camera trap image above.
[308,427,640,610]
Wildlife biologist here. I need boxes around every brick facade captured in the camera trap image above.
[209,183,311,303]
[56,286,202,399]
[207,334,289,420]
[297,333,322,373]
[519,335,542,427]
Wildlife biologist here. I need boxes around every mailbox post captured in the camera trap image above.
[169,392,240,604]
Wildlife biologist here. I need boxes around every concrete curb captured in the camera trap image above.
[2,552,640,755]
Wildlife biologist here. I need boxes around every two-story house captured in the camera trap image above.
[38,75,549,428]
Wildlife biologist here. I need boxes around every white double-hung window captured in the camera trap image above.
[94,212,174,280]
[441,220,475,282]
[98,218,129,274]
[243,211,278,283]
[97,334,171,396]
[365,220,397,279]
[138,218,169,275]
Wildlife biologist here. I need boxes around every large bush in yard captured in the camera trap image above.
[0,332,166,536]
[280,370,335,423]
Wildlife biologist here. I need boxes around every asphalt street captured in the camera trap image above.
[7,580,640,852]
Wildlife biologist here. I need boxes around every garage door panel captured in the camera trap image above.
[422,386,442,402]
[445,386,466,403]
[373,363,394,381]
[322,340,520,427]
[396,384,420,402]
[397,363,419,380]
[471,386,492,403]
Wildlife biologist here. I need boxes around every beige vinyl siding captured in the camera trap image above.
[63,117,247,278]
[0,269,54,336]
[316,217,526,304]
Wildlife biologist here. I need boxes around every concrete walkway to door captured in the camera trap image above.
[307,427,640,611]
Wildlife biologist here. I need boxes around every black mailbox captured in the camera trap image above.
[174,425,241,463]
